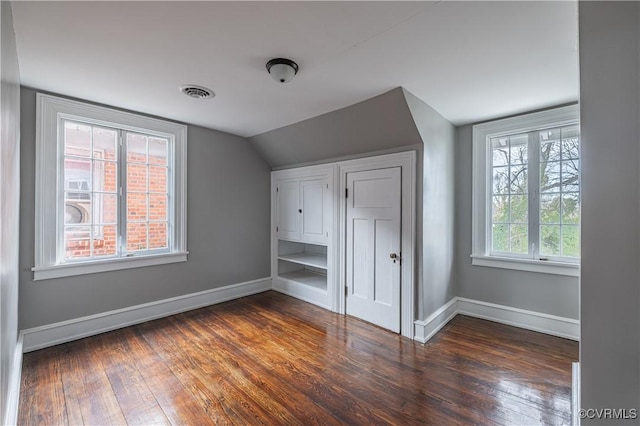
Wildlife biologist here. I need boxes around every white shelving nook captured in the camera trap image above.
[278,240,327,290]
[271,164,337,310]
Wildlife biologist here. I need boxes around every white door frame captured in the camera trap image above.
[337,151,416,339]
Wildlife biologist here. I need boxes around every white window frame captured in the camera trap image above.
[472,104,579,277]
[33,94,188,280]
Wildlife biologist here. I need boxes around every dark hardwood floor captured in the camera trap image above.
[18,291,578,425]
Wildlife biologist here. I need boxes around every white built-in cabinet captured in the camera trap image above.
[271,164,336,310]
[276,177,329,244]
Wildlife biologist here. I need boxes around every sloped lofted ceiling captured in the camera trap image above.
[11,1,578,138]
[249,87,425,167]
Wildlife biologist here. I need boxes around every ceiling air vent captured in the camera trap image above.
[179,85,215,99]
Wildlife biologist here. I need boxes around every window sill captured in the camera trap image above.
[471,254,579,277]
[32,252,189,281]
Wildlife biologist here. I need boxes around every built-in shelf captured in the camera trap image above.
[278,252,327,269]
[279,270,327,291]
[278,237,327,247]
[272,165,334,311]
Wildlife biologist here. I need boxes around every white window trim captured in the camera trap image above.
[471,104,579,277]
[34,94,188,281]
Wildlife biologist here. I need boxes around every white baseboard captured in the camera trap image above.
[457,297,580,341]
[21,277,271,352]
[414,297,580,343]
[3,333,23,426]
[413,297,458,344]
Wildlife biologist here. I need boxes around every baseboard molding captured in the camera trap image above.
[413,297,458,344]
[3,333,23,426]
[457,297,580,341]
[21,277,271,352]
[414,297,580,343]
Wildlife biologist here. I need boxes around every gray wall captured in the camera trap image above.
[0,2,21,423]
[455,125,579,319]
[19,87,271,329]
[403,89,456,319]
[579,2,640,422]
[249,87,424,168]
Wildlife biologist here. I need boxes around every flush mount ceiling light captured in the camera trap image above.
[179,84,215,99]
[266,58,299,84]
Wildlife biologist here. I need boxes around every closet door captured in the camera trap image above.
[276,179,300,241]
[345,167,401,332]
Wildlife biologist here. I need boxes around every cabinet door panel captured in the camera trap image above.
[277,180,300,240]
[301,179,327,244]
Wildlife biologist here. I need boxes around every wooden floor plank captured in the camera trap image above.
[96,332,171,425]
[18,291,578,425]
[18,347,69,426]
[120,327,219,425]
[69,338,128,425]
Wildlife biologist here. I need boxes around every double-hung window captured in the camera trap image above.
[472,105,580,276]
[34,94,187,280]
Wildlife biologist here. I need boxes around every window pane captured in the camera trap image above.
[127,133,147,163]
[92,127,117,160]
[509,165,527,194]
[510,195,528,223]
[64,158,92,193]
[65,197,91,225]
[64,121,91,158]
[149,194,167,221]
[128,163,148,192]
[540,194,561,224]
[562,225,580,257]
[149,166,168,193]
[149,222,168,249]
[92,160,118,193]
[509,134,528,165]
[540,128,561,161]
[492,224,509,252]
[64,226,91,259]
[95,193,117,224]
[540,140,561,163]
[561,193,580,225]
[492,195,509,224]
[490,132,530,256]
[149,137,168,165]
[561,160,579,193]
[126,134,170,255]
[561,126,580,159]
[93,225,117,257]
[127,223,148,252]
[127,193,148,221]
[540,225,561,256]
[491,136,509,150]
[492,148,509,168]
[540,161,560,194]
[492,166,509,195]
[510,224,528,254]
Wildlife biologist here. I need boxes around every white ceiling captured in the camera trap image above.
[11,1,579,138]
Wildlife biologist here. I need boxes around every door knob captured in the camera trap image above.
[390,253,400,264]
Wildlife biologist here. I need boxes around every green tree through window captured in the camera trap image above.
[490,125,580,260]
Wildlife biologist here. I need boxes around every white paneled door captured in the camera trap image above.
[345,167,401,332]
